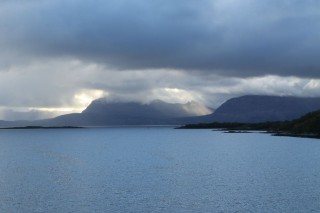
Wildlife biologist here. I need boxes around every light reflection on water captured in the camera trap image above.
[0,127,319,212]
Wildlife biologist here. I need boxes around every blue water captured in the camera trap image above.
[0,127,319,212]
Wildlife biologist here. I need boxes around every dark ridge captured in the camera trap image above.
[178,110,320,139]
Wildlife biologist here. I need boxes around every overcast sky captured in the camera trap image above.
[1,0,320,120]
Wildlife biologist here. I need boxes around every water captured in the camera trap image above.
[0,127,319,212]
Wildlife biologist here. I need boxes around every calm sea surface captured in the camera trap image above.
[0,127,319,212]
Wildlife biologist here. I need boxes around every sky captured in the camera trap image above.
[1,0,320,120]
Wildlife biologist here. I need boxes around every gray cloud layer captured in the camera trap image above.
[1,0,320,77]
[1,0,320,120]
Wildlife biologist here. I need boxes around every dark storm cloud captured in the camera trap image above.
[1,0,320,77]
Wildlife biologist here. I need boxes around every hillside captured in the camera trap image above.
[275,110,320,135]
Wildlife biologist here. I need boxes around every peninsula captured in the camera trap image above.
[179,110,320,139]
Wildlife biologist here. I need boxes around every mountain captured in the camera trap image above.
[202,95,320,123]
[25,99,213,126]
[0,120,15,127]
[83,99,212,118]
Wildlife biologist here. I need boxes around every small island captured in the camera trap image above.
[179,110,320,139]
[0,126,83,130]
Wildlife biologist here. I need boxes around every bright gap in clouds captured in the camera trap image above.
[29,89,107,116]
[73,89,107,110]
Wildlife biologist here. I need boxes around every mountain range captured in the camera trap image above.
[1,95,320,127]
[41,99,213,126]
